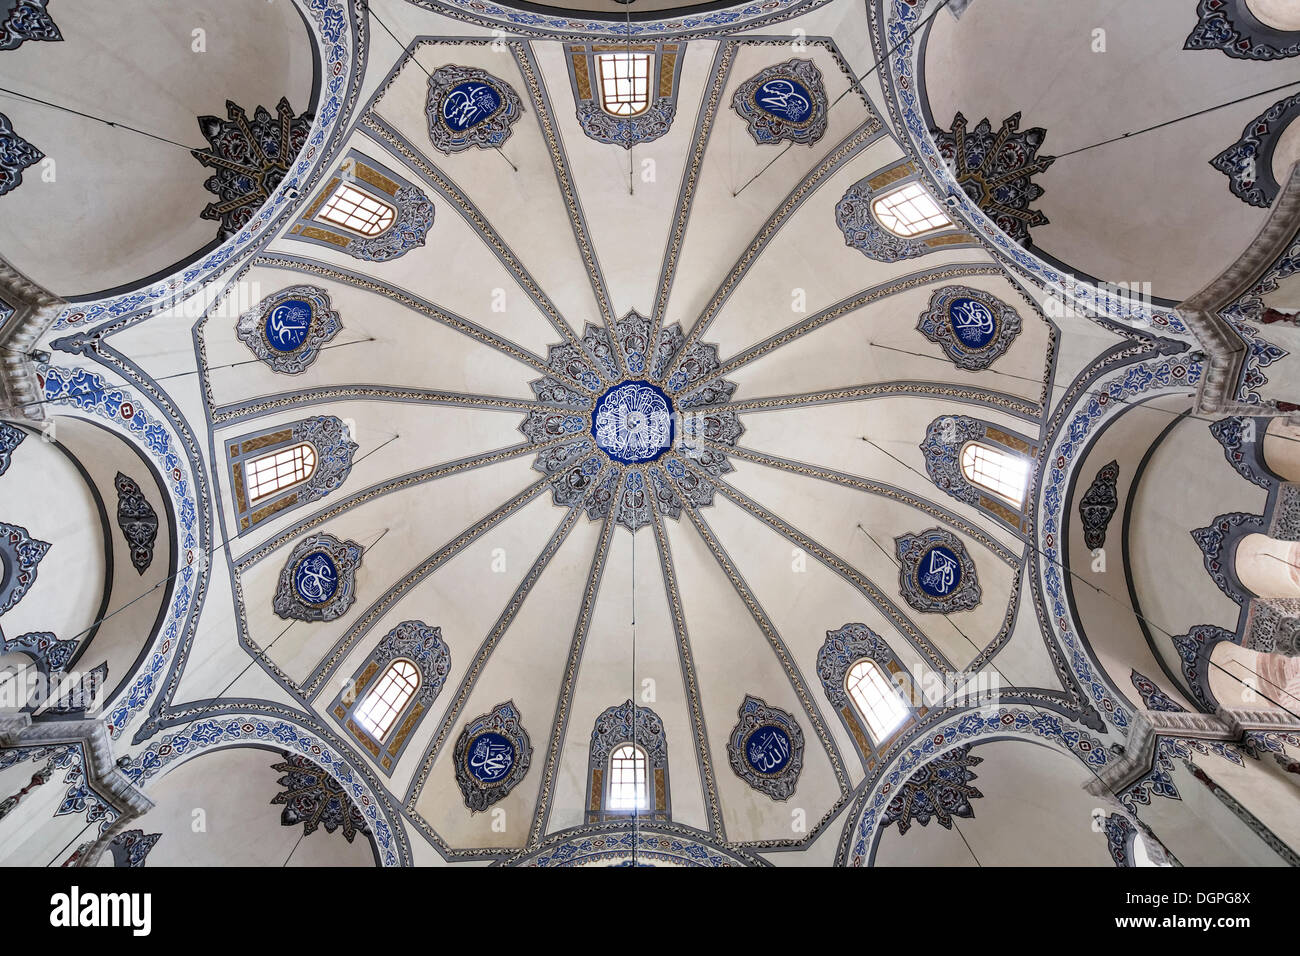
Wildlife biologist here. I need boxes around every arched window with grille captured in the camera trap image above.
[354,658,421,741]
[845,658,909,744]
[228,416,358,535]
[960,440,1030,508]
[595,52,653,117]
[607,743,648,811]
[245,442,317,504]
[871,181,953,238]
[587,701,669,821]
[315,181,397,238]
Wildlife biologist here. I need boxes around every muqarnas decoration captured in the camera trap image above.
[1185,0,1300,60]
[270,752,370,842]
[0,1,62,53]
[727,695,805,801]
[1210,92,1300,208]
[191,98,313,240]
[931,112,1054,246]
[731,58,828,147]
[114,472,158,574]
[1078,459,1119,550]
[917,285,1022,370]
[0,421,25,476]
[236,285,343,374]
[0,111,42,196]
[0,521,50,615]
[272,533,363,623]
[425,64,523,155]
[895,528,981,614]
[453,700,532,812]
[880,744,983,835]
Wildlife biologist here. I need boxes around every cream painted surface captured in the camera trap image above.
[1237,533,1300,598]
[140,747,376,866]
[1264,418,1300,481]
[872,740,1114,866]
[0,0,315,297]
[923,0,1288,300]
[1247,0,1300,31]
[1212,642,1300,714]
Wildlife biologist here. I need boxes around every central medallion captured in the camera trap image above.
[592,380,675,464]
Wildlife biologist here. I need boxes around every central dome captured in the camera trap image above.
[592,381,675,464]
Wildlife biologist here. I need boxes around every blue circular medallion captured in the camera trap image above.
[948,297,998,351]
[293,551,339,605]
[466,731,515,784]
[754,77,814,123]
[745,725,793,775]
[442,81,503,132]
[592,380,675,464]
[917,544,962,598]
[264,299,313,353]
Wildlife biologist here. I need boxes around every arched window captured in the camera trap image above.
[960,441,1029,507]
[607,743,648,811]
[845,658,909,743]
[316,181,397,237]
[595,52,653,116]
[870,181,953,238]
[354,658,421,741]
[245,441,317,504]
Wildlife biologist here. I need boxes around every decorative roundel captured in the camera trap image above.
[947,296,998,351]
[755,77,815,123]
[442,80,503,132]
[916,543,962,598]
[592,380,675,465]
[465,730,516,784]
[264,298,313,353]
[293,551,340,605]
[916,286,1022,372]
[425,65,523,155]
[744,725,793,776]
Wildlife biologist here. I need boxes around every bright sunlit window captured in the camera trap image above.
[245,442,316,503]
[317,182,397,237]
[961,441,1029,507]
[354,659,420,741]
[608,743,648,810]
[595,52,653,117]
[846,659,909,743]
[871,181,952,238]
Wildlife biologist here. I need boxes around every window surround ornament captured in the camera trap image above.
[331,620,451,775]
[0,521,50,616]
[845,658,909,743]
[730,57,829,147]
[452,700,532,811]
[289,150,435,262]
[1210,91,1300,208]
[961,441,1029,508]
[1185,0,1300,60]
[587,700,669,821]
[235,284,343,375]
[425,64,524,155]
[916,285,1023,371]
[817,623,924,767]
[727,695,805,800]
[272,532,363,623]
[564,42,684,148]
[894,527,982,614]
[835,161,977,263]
[228,415,357,534]
[920,415,1037,533]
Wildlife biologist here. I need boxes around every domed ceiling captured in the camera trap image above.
[2,0,1300,871]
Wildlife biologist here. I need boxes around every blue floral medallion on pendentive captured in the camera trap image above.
[947,296,998,351]
[895,528,982,614]
[443,80,503,132]
[293,551,340,605]
[731,58,829,146]
[916,285,1022,371]
[465,730,516,784]
[916,543,962,597]
[592,380,675,464]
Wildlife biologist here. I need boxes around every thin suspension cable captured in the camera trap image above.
[0,86,196,152]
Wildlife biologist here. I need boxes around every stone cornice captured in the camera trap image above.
[1178,162,1300,416]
